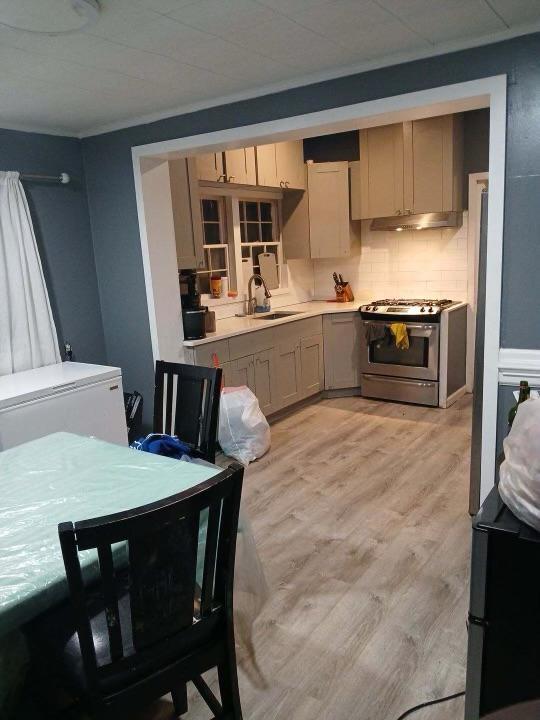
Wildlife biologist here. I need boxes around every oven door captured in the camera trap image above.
[360,320,439,381]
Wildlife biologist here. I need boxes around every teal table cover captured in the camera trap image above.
[0,432,221,635]
[0,432,221,712]
[0,431,268,714]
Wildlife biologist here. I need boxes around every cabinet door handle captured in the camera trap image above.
[228,175,235,183]
[395,209,402,215]
[279,180,285,188]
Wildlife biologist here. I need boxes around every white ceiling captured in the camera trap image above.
[0,0,539,137]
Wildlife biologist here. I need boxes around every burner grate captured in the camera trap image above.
[371,298,453,307]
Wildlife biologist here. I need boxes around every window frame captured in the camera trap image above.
[238,198,283,292]
[196,190,286,298]
[198,195,230,295]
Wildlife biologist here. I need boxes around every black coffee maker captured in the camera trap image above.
[179,270,207,340]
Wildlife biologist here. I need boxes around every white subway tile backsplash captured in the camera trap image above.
[312,211,469,302]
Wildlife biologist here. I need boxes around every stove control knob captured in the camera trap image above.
[428,307,433,313]
[373,306,378,311]
[420,306,425,312]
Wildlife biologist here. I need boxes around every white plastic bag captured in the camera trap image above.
[499,398,540,530]
[218,386,271,465]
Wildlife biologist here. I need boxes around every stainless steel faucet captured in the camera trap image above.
[247,274,272,315]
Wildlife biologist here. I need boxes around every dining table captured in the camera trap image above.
[0,432,267,716]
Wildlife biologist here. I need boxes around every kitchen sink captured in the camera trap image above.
[253,311,303,320]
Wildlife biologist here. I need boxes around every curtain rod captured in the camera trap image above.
[19,172,71,184]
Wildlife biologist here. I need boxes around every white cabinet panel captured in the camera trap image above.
[224,147,257,185]
[170,157,205,270]
[256,144,279,187]
[196,152,225,182]
[254,348,278,415]
[323,314,362,390]
[229,355,256,393]
[354,123,404,219]
[300,333,324,397]
[308,162,356,259]
[275,140,306,189]
[275,339,302,407]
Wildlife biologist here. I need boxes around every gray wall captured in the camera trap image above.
[81,32,540,423]
[0,128,106,364]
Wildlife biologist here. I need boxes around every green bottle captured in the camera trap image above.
[508,380,530,426]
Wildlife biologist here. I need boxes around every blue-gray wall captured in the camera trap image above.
[81,32,540,422]
[0,128,106,364]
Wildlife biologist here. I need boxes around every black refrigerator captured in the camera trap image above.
[465,486,540,718]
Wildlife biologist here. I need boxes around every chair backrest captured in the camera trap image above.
[58,463,243,699]
[153,361,222,462]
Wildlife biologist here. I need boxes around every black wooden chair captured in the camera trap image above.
[30,463,244,719]
[154,360,222,463]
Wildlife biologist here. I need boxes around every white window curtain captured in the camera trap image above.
[0,171,61,375]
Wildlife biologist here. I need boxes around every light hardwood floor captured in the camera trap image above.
[143,394,473,720]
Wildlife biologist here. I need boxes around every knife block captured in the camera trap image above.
[334,282,354,302]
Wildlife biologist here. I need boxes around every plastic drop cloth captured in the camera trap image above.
[0,432,268,708]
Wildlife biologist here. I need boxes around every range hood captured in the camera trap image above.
[370,211,462,232]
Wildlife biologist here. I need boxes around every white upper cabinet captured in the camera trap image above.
[256,141,305,189]
[352,123,404,219]
[256,143,279,187]
[404,114,463,214]
[307,162,357,259]
[275,141,306,189]
[170,157,205,270]
[282,162,360,260]
[223,147,257,185]
[351,113,463,219]
[196,152,225,182]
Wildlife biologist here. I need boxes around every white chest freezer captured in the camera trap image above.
[0,362,128,451]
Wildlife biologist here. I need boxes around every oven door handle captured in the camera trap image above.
[362,321,437,335]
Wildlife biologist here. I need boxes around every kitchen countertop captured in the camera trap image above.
[183,300,367,347]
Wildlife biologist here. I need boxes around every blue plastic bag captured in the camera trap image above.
[131,433,192,459]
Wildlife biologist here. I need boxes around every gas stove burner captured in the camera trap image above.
[372,298,453,307]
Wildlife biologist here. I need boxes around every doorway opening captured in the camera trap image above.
[132,75,505,507]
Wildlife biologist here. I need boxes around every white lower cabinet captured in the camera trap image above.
[229,356,256,393]
[323,313,362,390]
[275,339,303,408]
[254,348,278,415]
[300,333,324,397]
[190,315,325,417]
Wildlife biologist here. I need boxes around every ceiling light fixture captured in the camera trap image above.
[0,0,100,36]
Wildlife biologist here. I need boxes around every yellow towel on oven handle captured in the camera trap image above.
[389,322,409,350]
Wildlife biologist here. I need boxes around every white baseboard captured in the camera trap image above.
[443,385,468,408]
[498,348,540,386]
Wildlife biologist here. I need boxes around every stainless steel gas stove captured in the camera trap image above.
[359,298,467,407]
